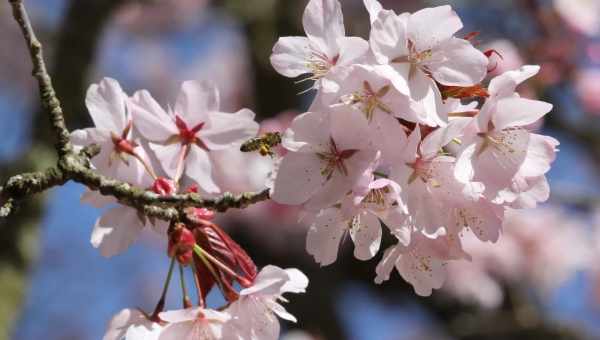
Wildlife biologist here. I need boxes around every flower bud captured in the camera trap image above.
[168,224,196,265]
[152,177,176,196]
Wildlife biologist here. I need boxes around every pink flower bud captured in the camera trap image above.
[152,177,176,196]
[168,224,196,265]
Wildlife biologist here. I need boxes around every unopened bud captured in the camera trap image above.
[168,224,196,265]
[152,177,176,196]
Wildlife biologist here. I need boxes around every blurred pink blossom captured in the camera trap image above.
[575,68,600,114]
[444,207,591,308]
[554,0,600,36]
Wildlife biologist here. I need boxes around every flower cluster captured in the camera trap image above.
[71,78,307,339]
[270,0,558,296]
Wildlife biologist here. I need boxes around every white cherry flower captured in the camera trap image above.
[103,308,163,340]
[270,0,369,89]
[272,106,378,211]
[223,265,309,340]
[159,307,230,340]
[130,80,259,193]
[456,65,556,200]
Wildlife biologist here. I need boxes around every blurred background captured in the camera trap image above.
[1,0,600,339]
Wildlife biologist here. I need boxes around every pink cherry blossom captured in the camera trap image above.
[103,308,163,340]
[271,106,378,211]
[159,307,230,340]
[223,265,309,340]
[367,3,488,126]
[270,0,369,89]
[71,77,149,184]
[457,65,556,200]
[130,80,259,193]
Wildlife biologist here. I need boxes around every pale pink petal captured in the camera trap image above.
[103,308,160,340]
[201,109,259,150]
[282,111,331,153]
[363,0,383,24]
[271,152,325,205]
[302,0,345,54]
[396,242,446,296]
[488,65,540,98]
[160,307,202,323]
[270,37,312,77]
[149,142,181,180]
[420,117,471,159]
[408,70,446,126]
[426,38,488,86]
[329,106,372,150]
[130,90,177,142]
[456,203,503,243]
[86,78,127,132]
[240,265,289,296]
[335,36,369,66]
[370,10,409,64]
[158,322,194,340]
[266,300,297,322]
[306,208,346,266]
[374,244,403,284]
[281,269,309,294]
[408,5,463,52]
[185,146,220,194]
[91,206,144,257]
[506,175,550,209]
[491,97,553,131]
[71,127,111,146]
[174,80,218,126]
[518,133,559,177]
[349,212,382,261]
[370,111,408,165]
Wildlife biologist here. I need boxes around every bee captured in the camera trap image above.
[240,132,282,157]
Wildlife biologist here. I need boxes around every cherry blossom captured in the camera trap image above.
[270,0,369,89]
[130,80,259,193]
[103,308,163,340]
[456,65,556,201]
[159,307,230,340]
[223,265,309,340]
[71,77,149,184]
[271,106,378,210]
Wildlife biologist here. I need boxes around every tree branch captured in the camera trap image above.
[1,0,271,222]
[9,0,73,157]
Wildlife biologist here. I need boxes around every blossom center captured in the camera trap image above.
[317,137,358,180]
[110,119,137,156]
[307,49,339,80]
[175,115,206,146]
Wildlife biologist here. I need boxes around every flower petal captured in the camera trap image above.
[91,206,144,257]
[86,78,127,132]
[130,90,177,142]
[271,152,324,205]
[270,36,312,78]
[427,38,488,86]
[174,80,218,127]
[306,208,346,266]
[491,97,553,131]
[349,212,382,261]
[186,146,220,194]
[201,109,259,150]
[408,5,462,52]
[303,0,345,54]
